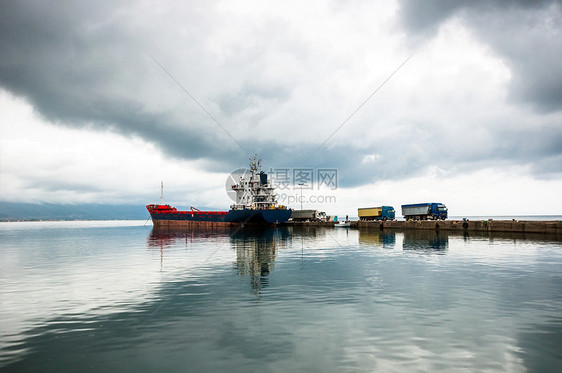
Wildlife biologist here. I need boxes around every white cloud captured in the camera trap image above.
[289,165,562,217]
[0,89,229,207]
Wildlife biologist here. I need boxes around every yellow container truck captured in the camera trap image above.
[358,206,395,221]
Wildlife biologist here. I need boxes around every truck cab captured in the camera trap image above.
[401,202,448,220]
[381,206,396,220]
[431,203,448,220]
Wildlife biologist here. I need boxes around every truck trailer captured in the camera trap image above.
[358,206,395,221]
[290,209,327,222]
[401,203,448,220]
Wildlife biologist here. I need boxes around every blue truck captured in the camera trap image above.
[401,203,448,221]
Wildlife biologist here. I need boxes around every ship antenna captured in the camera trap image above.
[160,181,164,205]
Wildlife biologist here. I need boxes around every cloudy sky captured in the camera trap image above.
[1,0,561,216]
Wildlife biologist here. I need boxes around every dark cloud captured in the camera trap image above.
[398,0,562,112]
[0,0,249,169]
[216,84,290,118]
[1,0,561,194]
[399,0,560,32]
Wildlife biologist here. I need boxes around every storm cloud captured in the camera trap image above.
[399,0,562,112]
[0,0,251,167]
[1,0,561,195]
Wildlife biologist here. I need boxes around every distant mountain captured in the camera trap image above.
[0,202,150,221]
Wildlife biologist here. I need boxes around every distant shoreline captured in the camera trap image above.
[0,218,148,223]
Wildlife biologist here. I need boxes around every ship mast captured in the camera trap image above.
[160,181,164,205]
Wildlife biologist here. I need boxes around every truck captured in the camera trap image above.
[358,206,395,221]
[290,209,327,222]
[401,203,448,220]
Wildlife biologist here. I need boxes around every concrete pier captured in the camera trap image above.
[351,220,562,235]
[281,221,336,227]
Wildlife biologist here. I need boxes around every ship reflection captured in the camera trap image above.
[147,225,239,249]
[284,225,332,238]
[147,225,291,294]
[230,227,291,293]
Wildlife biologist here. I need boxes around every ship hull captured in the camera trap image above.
[147,206,292,228]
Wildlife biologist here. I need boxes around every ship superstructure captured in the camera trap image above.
[230,156,278,210]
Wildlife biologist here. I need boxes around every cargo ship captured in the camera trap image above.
[146,156,292,227]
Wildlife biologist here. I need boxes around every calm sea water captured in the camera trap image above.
[0,221,561,372]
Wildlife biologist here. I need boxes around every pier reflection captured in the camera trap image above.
[358,229,396,248]
[402,229,449,252]
[284,225,332,238]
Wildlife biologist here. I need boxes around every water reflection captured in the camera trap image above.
[464,230,562,243]
[147,225,242,271]
[2,222,561,372]
[284,225,331,238]
[402,230,449,253]
[358,229,396,248]
[148,226,292,293]
[230,227,291,293]
[147,225,239,249]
